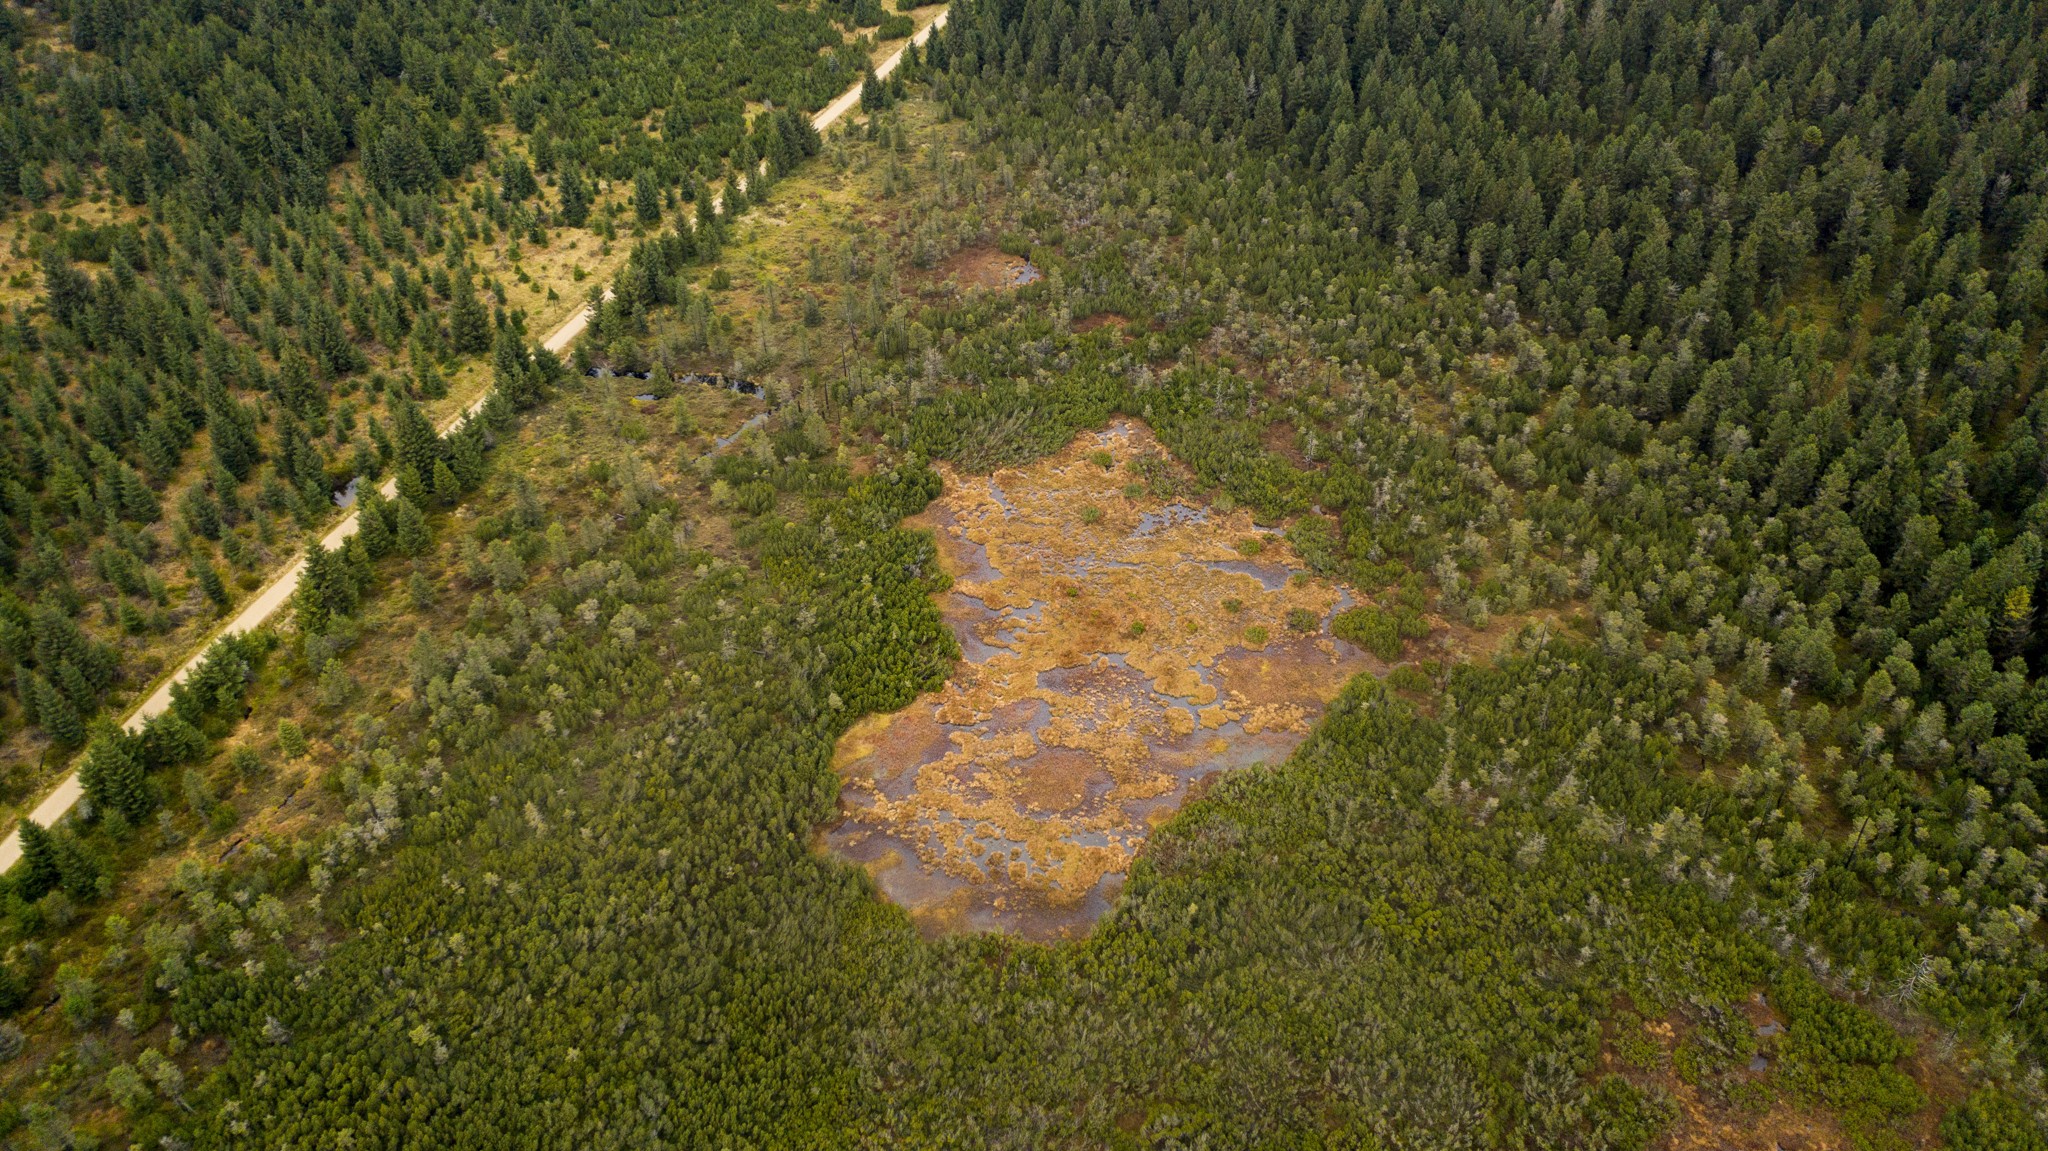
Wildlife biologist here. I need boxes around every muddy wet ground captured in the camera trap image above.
[826,419,1381,939]
[933,244,1042,291]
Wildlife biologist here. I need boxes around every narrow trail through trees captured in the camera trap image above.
[0,9,947,871]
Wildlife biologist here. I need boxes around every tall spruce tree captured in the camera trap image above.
[558,166,591,228]
[81,723,151,824]
[16,818,59,899]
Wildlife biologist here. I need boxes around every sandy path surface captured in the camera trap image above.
[813,9,950,135]
[0,342,540,868]
[0,9,948,871]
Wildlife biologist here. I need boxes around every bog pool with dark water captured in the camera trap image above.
[826,420,1385,940]
[588,366,763,396]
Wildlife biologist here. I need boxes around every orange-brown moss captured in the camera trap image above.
[826,420,1380,938]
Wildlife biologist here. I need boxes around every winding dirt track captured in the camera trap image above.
[0,9,947,870]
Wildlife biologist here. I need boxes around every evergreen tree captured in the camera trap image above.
[191,557,230,612]
[450,275,493,355]
[493,328,541,410]
[0,959,25,1014]
[32,607,112,691]
[40,249,91,330]
[558,166,591,228]
[769,108,820,175]
[394,497,430,555]
[54,660,96,714]
[633,171,661,226]
[51,827,102,898]
[396,465,430,509]
[276,350,321,418]
[368,111,436,194]
[305,299,367,378]
[391,394,444,479]
[277,717,308,758]
[33,672,85,745]
[859,65,889,113]
[356,489,394,558]
[294,542,357,634]
[113,463,161,523]
[81,723,151,824]
[341,533,374,587]
[138,707,206,769]
[501,154,538,201]
[450,426,488,487]
[1247,83,1283,149]
[204,390,262,481]
[413,354,450,401]
[432,459,462,506]
[16,818,60,899]
[179,483,223,539]
[13,663,37,726]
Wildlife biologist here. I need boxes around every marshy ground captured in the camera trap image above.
[827,419,1382,938]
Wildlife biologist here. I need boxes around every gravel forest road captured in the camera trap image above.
[0,8,949,869]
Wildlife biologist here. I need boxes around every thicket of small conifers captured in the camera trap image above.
[0,0,2044,1144]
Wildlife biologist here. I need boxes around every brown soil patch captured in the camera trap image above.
[932,244,1041,292]
[1601,1005,1847,1151]
[826,419,1380,938]
[1599,993,1950,1151]
[1072,312,1130,336]
[1261,420,1311,469]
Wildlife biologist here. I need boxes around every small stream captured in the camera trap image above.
[714,413,770,450]
[588,365,763,397]
[588,364,772,454]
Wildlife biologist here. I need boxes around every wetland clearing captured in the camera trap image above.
[827,420,1384,937]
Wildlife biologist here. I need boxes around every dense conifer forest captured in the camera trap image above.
[0,0,2043,1146]
[0,0,892,811]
